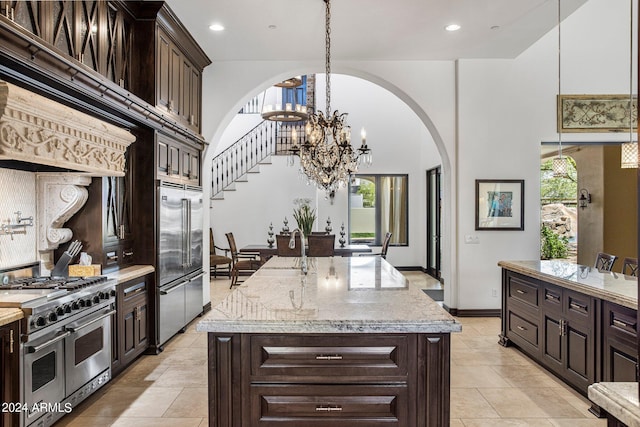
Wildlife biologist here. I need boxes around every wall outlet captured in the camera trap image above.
[491,288,498,297]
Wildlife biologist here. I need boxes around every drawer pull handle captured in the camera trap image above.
[515,289,526,294]
[516,325,527,331]
[315,354,343,361]
[613,318,634,329]
[545,293,560,302]
[570,302,587,312]
[315,405,343,412]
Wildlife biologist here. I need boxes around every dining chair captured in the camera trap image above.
[622,257,638,276]
[307,234,335,257]
[209,229,232,278]
[359,232,392,259]
[594,252,617,272]
[225,232,261,288]
[276,234,302,257]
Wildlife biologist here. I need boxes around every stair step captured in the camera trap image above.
[247,165,261,173]
[259,155,272,165]
[211,193,225,200]
[235,174,249,182]
[223,183,236,191]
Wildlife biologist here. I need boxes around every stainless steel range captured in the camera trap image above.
[0,263,116,427]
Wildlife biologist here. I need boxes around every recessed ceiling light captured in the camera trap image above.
[268,24,277,30]
[209,23,225,32]
[445,24,461,32]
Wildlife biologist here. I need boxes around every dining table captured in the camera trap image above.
[240,243,372,260]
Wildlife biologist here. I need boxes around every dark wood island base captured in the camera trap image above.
[207,332,451,427]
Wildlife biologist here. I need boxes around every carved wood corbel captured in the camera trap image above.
[36,173,92,269]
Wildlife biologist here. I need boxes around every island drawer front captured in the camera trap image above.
[604,302,637,340]
[250,335,408,378]
[250,384,408,426]
[508,310,538,350]
[507,274,539,309]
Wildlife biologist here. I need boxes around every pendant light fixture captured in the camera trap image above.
[621,0,638,168]
[288,0,372,194]
[553,0,570,178]
[261,77,309,122]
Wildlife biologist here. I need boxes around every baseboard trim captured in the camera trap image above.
[394,266,424,271]
[202,302,212,314]
[443,305,501,317]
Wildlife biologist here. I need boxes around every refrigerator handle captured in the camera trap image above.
[182,198,189,268]
[187,199,192,267]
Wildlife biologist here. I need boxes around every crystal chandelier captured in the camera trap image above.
[289,0,372,194]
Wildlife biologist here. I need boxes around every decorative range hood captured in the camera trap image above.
[0,80,136,269]
[0,80,135,176]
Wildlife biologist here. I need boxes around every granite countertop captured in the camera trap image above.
[498,260,637,309]
[197,256,461,334]
[105,265,155,285]
[589,382,640,427]
[0,308,23,327]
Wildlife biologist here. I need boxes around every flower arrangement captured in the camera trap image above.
[292,198,316,237]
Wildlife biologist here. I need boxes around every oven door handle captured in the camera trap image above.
[26,331,70,353]
[65,309,116,333]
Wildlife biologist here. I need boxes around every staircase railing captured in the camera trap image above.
[211,120,306,198]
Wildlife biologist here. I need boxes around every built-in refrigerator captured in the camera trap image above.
[157,181,204,348]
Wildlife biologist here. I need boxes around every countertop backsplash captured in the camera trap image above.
[0,168,37,268]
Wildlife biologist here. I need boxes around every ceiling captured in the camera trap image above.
[164,0,588,62]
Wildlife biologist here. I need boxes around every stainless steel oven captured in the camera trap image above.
[23,330,67,427]
[0,266,118,427]
[64,306,114,394]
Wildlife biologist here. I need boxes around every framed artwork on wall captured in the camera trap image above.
[557,95,637,133]
[475,179,524,231]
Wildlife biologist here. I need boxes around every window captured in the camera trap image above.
[348,174,408,246]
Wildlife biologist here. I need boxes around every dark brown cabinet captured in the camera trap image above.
[61,148,136,270]
[157,131,200,185]
[112,275,150,377]
[501,269,637,399]
[208,332,451,427]
[540,285,595,392]
[155,9,207,134]
[0,320,19,427]
[0,1,133,89]
[602,301,638,382]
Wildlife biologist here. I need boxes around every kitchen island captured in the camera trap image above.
[498,260,638,416]
[197,256,461,426]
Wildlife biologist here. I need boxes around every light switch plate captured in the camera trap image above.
[464,235,480,244]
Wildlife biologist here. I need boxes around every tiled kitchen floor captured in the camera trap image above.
[55,272,605,426]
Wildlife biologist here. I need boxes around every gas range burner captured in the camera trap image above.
[0,276,108,290]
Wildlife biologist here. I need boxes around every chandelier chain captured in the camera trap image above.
[325,0,331,116]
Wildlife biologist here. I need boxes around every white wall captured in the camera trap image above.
[201,0,633,311]
[210,74,440,269]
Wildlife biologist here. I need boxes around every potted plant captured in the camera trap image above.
[292,198,316,238]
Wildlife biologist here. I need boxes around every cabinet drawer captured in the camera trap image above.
[604,302,637,340]
[250,384,407,426]
[508,276,539,308]
[508,311,538,349]
[250,335,408,379]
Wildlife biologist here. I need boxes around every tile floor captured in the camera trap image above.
[55,272,606,426]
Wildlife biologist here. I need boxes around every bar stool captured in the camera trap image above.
[622,257,638,276]
[594,252,617,272]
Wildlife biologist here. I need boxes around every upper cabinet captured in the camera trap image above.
[1,0,133,89]
[0,1,211,140]
[154,6,210,133]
